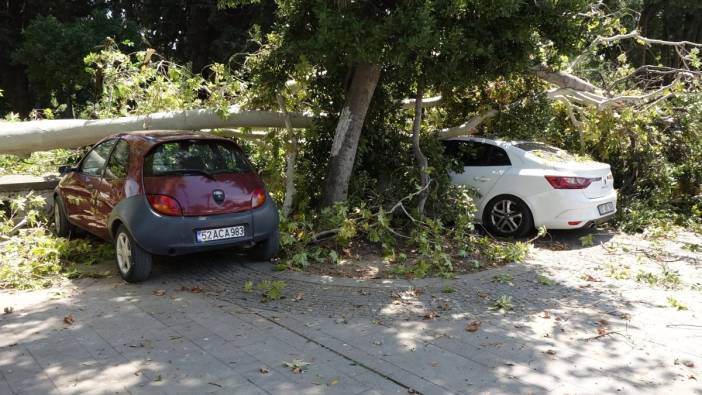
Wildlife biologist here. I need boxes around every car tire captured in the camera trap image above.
[53,197,73,238]
[114,225,152,283]
[483,195,534,238]
[249,229,280,261]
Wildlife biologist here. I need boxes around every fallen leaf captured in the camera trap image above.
[153,289,166,296]
[292,367,302,374]
[259,367,269,374]
[431,362,440,367]
[293,292,305,301]
[675,358,695,368]
[408,389,417,394]
[581,274,600,282]
[465,320,481,332]
[597,326,608,336]
[477,292,489,299]
[63,315,75,325]
[423,310,439,320]
[689,375,697,381]
[578,284,592,288]
[328,378,339,385]
[542,310,551,319]
[545,349,557,356]
[3,307,13,315]
[190,287,202,293]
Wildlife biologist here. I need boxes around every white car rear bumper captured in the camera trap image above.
[528,189,618,230]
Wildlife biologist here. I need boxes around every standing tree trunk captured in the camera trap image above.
[277,93,298,218]
[411,80,429,217]
[322,63,381,207]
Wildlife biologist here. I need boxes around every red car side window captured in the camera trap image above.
[80,139,117,176]
[104,140,130,180]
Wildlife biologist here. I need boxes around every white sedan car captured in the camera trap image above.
[443,137,617,237]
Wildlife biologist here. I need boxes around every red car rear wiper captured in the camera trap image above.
[159,169,215,180]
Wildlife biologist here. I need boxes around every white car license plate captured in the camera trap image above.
[196,225,245,243]
[598,202,615,215]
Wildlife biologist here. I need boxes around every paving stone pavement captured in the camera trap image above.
[1,229,701,394]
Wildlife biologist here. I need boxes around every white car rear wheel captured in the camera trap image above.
[484,196,533,238]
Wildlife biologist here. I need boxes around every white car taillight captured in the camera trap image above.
[544,175,593,189]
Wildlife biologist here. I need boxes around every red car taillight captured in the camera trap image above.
[544,175,593,189]
[147,194,183,216]
[251,188,266,209]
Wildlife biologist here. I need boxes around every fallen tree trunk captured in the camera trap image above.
[0,106,314,155]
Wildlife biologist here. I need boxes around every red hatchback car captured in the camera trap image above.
[53,131,279,282]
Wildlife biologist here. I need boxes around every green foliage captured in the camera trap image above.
[492,295,514,313]
[0,149,83,176]
[635,267,682,289]
[536,274,556,286]
[492,272,514,285]
[667,297,688,311]
[11,14,138,115]
[480,239,530,264]
[277,183,492,278]
[83,45,244,118]
[257,279,286,301]
[580,234,594,247]
[0,193,113,289]
[607,263,631,280]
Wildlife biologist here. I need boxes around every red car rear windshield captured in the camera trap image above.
[143,140,252,177]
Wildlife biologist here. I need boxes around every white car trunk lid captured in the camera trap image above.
[549,161,614,199]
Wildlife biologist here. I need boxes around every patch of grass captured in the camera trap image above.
[579,234,594,247]
[491,295,513,313]
[682,243,700,253]
[283,359,310,373]
[536,274,556,286]
[492,272,513,285]
[243,280,254,293]
[257,279,286,301]
[441,285,456,294]
[606,263,631,280]
[272,263,288,272]
[667,297,688,311]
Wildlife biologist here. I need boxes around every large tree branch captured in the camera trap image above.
[400,95,443,109]
[594,30,702,48]
[533,65,601,93]
[0,106,314,155]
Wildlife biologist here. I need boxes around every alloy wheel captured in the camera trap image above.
[116,233,132,274]
[490,199,524,234]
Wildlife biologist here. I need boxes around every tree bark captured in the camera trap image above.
[322,63,381,207]
[277,93,298,218]
[0,106,314,155]
[411,80,429,217]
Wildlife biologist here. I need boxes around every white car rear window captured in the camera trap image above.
[515,142,579,162]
